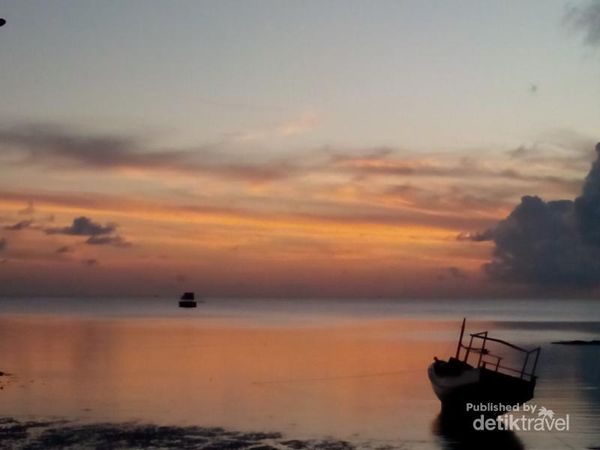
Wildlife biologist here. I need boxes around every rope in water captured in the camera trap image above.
[252,368,425,385]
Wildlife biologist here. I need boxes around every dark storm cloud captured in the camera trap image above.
[0,238,6,252]
[482,196,595,286]
[566,0,600,47]
[4,220,32,231]
[574,143,600,245]
[463,143,600,288]
[46,216,115,236]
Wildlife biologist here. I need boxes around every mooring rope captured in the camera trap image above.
[252,368,425,385]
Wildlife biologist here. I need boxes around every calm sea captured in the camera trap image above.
[0,297,598,449]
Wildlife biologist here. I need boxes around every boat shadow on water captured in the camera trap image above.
[432,413,524,450]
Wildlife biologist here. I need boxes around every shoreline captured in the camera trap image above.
[551,339,600,346]
[0,417,411,450]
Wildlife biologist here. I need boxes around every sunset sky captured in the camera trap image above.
[1,0,600,297]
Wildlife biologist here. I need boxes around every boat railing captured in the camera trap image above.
[454,319,541,382]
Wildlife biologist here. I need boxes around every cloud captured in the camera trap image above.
[0,122,584,194]
[0,238,6,252]
[18,201,35,215]
[225,112,319,142]
[336,152,577,187]
[566,0,600,47]
[457,229,494,242]
[278,113,319,136]
[56,246,72,254]
[86,235,131,247]
[0,184,495,235]
[574,143,600,245]
[0,123,143,167]
[0,122,591,240]
[46,216,131,248]
[0,123,303,184]
[46,216,115,236]
[81,258,98,267]
[4,220,32,231]
[463,143,600,288]
[447,266,468,279]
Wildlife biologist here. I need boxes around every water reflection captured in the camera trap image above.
[0,307,598,449]
[0,315,449,443]
[433,413,524,450]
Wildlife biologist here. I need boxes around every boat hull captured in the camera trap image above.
[428,361,480,402]
[428,359,535,418]
[178,300,197,308]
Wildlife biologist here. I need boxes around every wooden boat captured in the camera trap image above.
[178,292,197,308]
[428,319,540,417]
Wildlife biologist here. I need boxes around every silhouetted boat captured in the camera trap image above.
[178,292,197,308]
[428,319,541,418]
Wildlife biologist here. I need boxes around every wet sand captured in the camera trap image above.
[0,417,417,449]
[0,415,539,450]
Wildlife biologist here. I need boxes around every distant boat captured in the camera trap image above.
[178,292,197,308]
[428,318,541,418]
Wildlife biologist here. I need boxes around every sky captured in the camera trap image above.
[1,0,600,297]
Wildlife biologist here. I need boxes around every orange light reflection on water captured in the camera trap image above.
[0,316,456,442]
